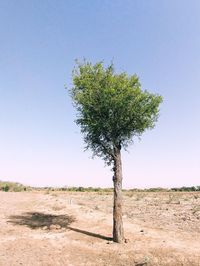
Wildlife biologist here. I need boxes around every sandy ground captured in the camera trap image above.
[0,191,200,266]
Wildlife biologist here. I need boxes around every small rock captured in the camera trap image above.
[140,229,144,233]
[50,224,61,230]
[42,226,48,230]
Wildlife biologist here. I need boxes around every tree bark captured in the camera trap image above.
[113,147,124,243]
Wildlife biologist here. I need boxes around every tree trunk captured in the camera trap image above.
[113,147,124,243]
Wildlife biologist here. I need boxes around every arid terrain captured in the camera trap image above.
[0,191,200,266]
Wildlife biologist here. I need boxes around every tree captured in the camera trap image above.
[70,60,162,243]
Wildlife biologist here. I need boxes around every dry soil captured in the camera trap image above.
[0,191,200,266]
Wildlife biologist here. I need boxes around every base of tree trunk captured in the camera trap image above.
[112,147,124,243]
[113,221,124,243]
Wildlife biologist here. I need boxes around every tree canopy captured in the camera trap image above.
[70,61,162,165]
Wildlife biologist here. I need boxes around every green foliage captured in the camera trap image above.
[171,186,200,192]
[70,60,162,165]
[66,186,113,192]
[3,184,9,192]
[0,181,27,192]
[1,181,199,193]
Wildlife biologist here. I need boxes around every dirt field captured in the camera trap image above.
[0,191,200,266]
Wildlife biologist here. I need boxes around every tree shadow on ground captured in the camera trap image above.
[8,212,112,241]
[8,212,75,229]
[67,226,112,241]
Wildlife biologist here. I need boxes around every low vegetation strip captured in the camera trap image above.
[0,181,200,192]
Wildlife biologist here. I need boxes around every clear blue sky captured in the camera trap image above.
[0,0,200,188]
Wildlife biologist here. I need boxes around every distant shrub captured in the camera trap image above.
[171,186,200,192]
[0,181,199,193]
[145,187,169,192]
[3,184,9,192]
[13,186,25,192]
[0,181,28,192]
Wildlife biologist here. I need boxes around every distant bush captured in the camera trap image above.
[3,184,9,192]
[1,181,200,193]
[171,186,200,192]
[0,181,28,192]
[125,187,170,193]
[65,186,113,192]
[145,187,170,192]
